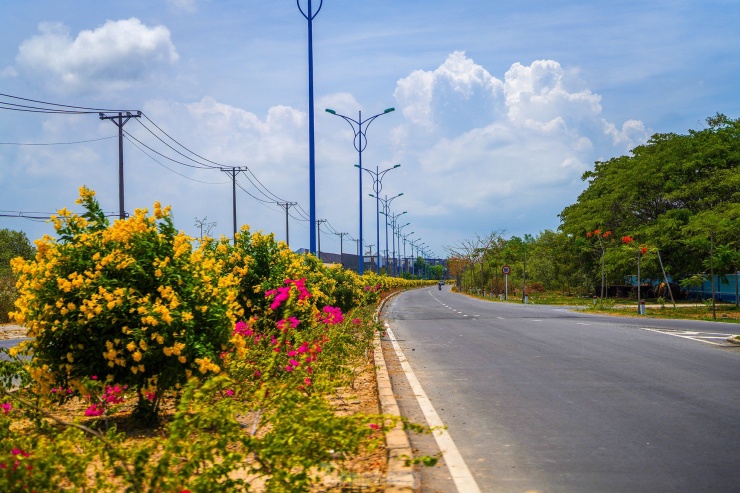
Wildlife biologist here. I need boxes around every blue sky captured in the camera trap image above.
[1,0,738,259]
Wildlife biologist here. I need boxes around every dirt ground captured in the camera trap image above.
[0,324,389,492]
[0,323,27,340]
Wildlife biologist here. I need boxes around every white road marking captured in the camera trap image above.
[640,327,723,346]
[576,323,592,326]
[385,323,482,493]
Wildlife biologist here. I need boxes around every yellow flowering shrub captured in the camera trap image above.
[10,187,241,418]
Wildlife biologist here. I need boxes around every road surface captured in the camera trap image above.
[380,285,740,492]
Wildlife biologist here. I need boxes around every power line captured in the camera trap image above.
[0,136,117,146]
[124,135,228,185]
[0,92,137,113]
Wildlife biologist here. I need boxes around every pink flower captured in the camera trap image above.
[297,342,308,353]
[319,306,344,325]
[287,350,298,357]
[304,377,312,386]
[289,359,300,368]
[277,316,301,332]
[233,320,254,337]
[1,402,11,414]
[84,404,104,417]
[351,318,362,326]
[225,389,234,397]
[91,375,98,380]
[11,448,30,457]
[368,423,380,430]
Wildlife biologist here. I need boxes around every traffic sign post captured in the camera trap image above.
[502,265,510,300]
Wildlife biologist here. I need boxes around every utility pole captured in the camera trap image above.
[334,232,348,267]
[220,167,248,242]
[277,202,297,248]
[99,111,141,220]
[316,219,327,262]
[351,238,361,272]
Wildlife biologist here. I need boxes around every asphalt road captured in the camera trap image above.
[381,286,740,493]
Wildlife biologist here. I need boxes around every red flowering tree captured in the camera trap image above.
[622,235,652,309]
[586,229,615,299]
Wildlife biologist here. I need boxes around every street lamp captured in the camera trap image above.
[326,107,395,274]
[297,0,324,255]
[401,232,414,276]
[372,193,403,274]
[358,163,400,273]
[397,222,411,276]
[381,210,406,276]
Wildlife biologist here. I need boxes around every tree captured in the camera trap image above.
[0,228,35,276]
[559,114,740,284]
[0,228,36,323]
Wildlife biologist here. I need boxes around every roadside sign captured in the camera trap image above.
[502,265,511,275]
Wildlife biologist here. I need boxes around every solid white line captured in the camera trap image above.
[640,328,721,346]
[385,323,482,493]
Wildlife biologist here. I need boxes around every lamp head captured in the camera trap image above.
[325,109,336,114]
[384,108,395,114]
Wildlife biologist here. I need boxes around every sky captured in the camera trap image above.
[1,0,738,260]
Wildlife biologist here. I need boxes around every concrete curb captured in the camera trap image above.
[374,291,420,493]
[727,335,740,345]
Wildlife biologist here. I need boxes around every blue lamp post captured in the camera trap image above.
[297,0,324,255]
[372,193,403,274]
[358,164,400,273]
[397,222,411,276]
[401,232,414,276]
[325,107,395,273]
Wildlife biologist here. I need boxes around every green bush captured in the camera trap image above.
[10,187,241,418]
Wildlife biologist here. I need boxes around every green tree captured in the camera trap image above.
[559,114,740,285]
[0,228,36,323]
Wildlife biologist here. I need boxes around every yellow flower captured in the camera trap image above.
[126,341,136,352]
[163,347,173,357]
[178,355,187,364]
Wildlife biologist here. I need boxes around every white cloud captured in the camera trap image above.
[15,18,178,94]
[390,52,650,237]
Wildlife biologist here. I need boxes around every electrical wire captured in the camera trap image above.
[0,92,137,113]
[0,92,355,244]
[134,118,221,170]
[124,135,229,185]
[0,136,116,146]
[139,113,225,168]
[122,130,214,170]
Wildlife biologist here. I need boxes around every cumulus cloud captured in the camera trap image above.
[15,18,178,93]
[390,52,649,237]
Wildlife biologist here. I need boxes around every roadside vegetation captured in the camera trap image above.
[0,187,434,492]
[447,114,740,322]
